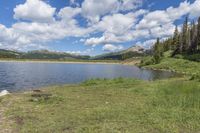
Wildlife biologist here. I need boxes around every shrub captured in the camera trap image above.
[190,73,200,81]
[174,54,184,59]
[140,56,155,66]
[184,54,200,62]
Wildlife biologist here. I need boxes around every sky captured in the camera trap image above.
[0,0,199,55]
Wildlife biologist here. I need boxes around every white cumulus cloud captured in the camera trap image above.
[0,0,200,53]
[102,44,123,52]
[81,0,142,23]
[14,0,56,22]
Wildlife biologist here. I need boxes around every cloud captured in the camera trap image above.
[85,10,148,46]
[120,0,143,11]
[136,39,156,49]
[102,44,123,52]
[14,0,56,22]
[0,3,93,50]
[136,1,190,30]
[85,0,200,48]
[85,32,135,46]
[189,0,200,18]
[81,0,142,23]
[96,13,137,35]
[1,0,200,53]
[81,0,118,23]
[58,7,81,20]
[66,48,94,55]
[70,0,80,7]
[66,50,84,55]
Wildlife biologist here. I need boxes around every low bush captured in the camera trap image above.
[140,56,155,66]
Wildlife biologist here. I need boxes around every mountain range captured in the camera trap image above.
[0,45,147,61]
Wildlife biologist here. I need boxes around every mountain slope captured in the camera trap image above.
[0,49,90,60]
[92,46,146,60]
[0,49,22,58]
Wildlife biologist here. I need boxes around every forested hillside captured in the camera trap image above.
[144,16,200,65]
[0,49,22,58]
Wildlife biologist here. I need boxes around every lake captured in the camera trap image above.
[0,62,179,92]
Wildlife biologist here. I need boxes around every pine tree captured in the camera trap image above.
[172,26,179,50]
[190,21,197,53]
[163,38,173,52]
[182,16,189,52]
[172,34,181,56]
[197,17,200,51]
[153,38,162,64]
[187,25,191,53]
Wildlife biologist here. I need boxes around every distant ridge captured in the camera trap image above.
[92,45,147,60]
[0,46,148,61]
[0,49,90,60]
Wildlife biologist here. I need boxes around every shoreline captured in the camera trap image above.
[0,59,121,65]
[1,76,185,96]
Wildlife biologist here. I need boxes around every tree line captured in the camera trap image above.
[153,16,200,63]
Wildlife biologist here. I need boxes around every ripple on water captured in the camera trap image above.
[0,62,179,92]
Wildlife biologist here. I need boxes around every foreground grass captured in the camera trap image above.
[0,78,200,133]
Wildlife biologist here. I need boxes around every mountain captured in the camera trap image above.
[0,46,147,61]
[0,49,22,58]
[92,45,146,60]
[125,45,145,53]
[21,50,90,60]
[0,49,90,60]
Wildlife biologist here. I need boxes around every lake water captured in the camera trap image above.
[0,62,179,92]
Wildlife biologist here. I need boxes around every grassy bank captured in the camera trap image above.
[0,78,200,132]
[140,55,200,80]
[144,58,200,74]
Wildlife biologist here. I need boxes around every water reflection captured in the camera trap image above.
[0,62,179,91]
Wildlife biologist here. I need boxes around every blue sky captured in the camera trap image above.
[0,0,199,55]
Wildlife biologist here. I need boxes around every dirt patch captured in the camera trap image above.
[15,116,24,126]
[29,93,52,102]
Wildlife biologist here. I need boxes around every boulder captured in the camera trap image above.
[0,90,10,97]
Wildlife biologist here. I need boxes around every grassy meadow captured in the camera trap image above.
[0,77,200,133]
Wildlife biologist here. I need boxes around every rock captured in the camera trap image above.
[0,90,10,97]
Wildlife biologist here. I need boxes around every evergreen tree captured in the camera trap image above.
[172,34,181,56]
[197,17,200,51]
[172,26,179,50]
[163,38,172,52]
[187,25,191,53]
[152,16,200,58]
[153,38,162,64]
[190,21,197,53]
[182,16,189,52]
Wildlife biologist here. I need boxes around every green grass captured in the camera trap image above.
[140,51,200,77]
[174,53,200,62]
[143,57,200,76]
[0,78,200,133]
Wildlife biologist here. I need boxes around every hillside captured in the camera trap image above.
[0,46,147,61]
[92,46,146,60]
[20,50,90,60]
[0,49,90,61]
[0,49,22,58]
